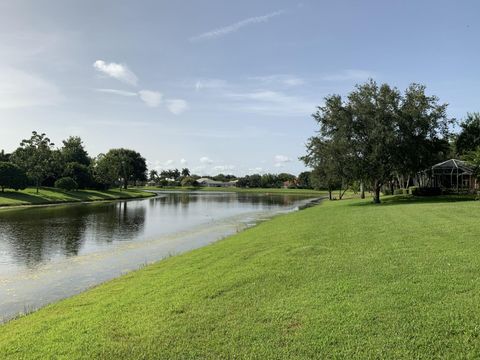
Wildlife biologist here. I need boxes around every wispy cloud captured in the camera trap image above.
[95,88,137,96]
[195,79,227,91]
[274,154,292,167]
[213,165,236,172]
[0,67,62,108]
[139,90,163,107]
[226,90,315,116]
[190,10,285,42]
[93,60,138,85]
[249,74,305,87]
[322,69,374,82]
[166,99,188,115]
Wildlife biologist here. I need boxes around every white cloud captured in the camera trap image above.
[200,156,213,164]
[274,155,291,167]
[248,167,265,174]
[180,158,188,165]
[0,67,62,108]
[213,165,236,172]
[195,79,227,91]
[227,90,315,116]
[249,74,304,87]
[95,88,137,96]
[164,159,174,166]
[190,10,285,41]
[139,90,163,107]
[166,99,188,115]
[93,60,138,86]
[322,69,374,82]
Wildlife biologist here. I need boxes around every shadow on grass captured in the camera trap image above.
[0,191,52,204]
[348,194,478,207]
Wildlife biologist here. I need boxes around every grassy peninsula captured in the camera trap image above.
[0,187,154,207]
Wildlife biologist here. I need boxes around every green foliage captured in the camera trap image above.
[0,150,10,162]
[60,136,91,166]
[297,171,312,189]
[0,162,27,191]
[94,149,147,189]
[410,187,442,196]
[63,162,92,189]
[181,168,190,177]
[303,80,452,203]
[10,131,55,192]
[455,113,480,155]
[181,176,197,187]
[54,177,78,191]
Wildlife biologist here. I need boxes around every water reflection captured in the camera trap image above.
[0,192,309,272]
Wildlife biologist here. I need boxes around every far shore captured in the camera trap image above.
[0,187,155,209]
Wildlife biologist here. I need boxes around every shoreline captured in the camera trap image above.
[0,188,155,210]
[0,195,323,323]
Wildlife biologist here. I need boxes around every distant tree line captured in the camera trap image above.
[302,79,480,203]
[0,131,147,193]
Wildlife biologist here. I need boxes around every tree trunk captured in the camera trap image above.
[360,181,365,199]
[328,189,332,200]
[123,178,128,190]
[373,181,381,204]
[390,181,394,196]
[36,180,39,194]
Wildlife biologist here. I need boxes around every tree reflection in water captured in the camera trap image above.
[0,192,310,271]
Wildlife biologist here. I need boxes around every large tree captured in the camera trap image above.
[304,80,451,203]
[11,131,55,193]
[455,113,480,155]
[94,148,147,189]
[61,136,91,166]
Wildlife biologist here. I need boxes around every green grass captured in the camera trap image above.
[0,187,154,207]
[140,185,328,196]
[1,195,480,358]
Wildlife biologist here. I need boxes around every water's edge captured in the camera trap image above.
[0,196,325,324]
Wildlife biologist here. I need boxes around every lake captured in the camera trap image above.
[0,191,318,322]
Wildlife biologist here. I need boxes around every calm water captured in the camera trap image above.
[0,191,317,321]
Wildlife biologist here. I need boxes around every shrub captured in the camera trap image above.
[411,187,442,196]
[55,177,78,191]
[0,162,28,192]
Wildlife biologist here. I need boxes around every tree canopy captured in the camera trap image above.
[303,80,452,203]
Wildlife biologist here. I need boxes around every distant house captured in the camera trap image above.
[196,178,237,188]
[417,159,477,192]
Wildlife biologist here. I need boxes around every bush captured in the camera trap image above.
[55,177,78,191]
[0,162,28,191]
[410,187,442,196]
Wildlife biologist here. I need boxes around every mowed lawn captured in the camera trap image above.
[0,187,154,207]
[1,196,480,358]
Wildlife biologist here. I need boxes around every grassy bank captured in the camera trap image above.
[2,196,480,358]
[141,185,328,196]
[0,187,154,207]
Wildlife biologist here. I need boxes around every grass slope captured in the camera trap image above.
[1,196,480,358]
[0,187,154,207]
[141,186,328,196]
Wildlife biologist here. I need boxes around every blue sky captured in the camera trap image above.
[0,0,479,175]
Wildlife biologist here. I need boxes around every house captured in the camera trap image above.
[196,178,238,188]
[417,159,477,192]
